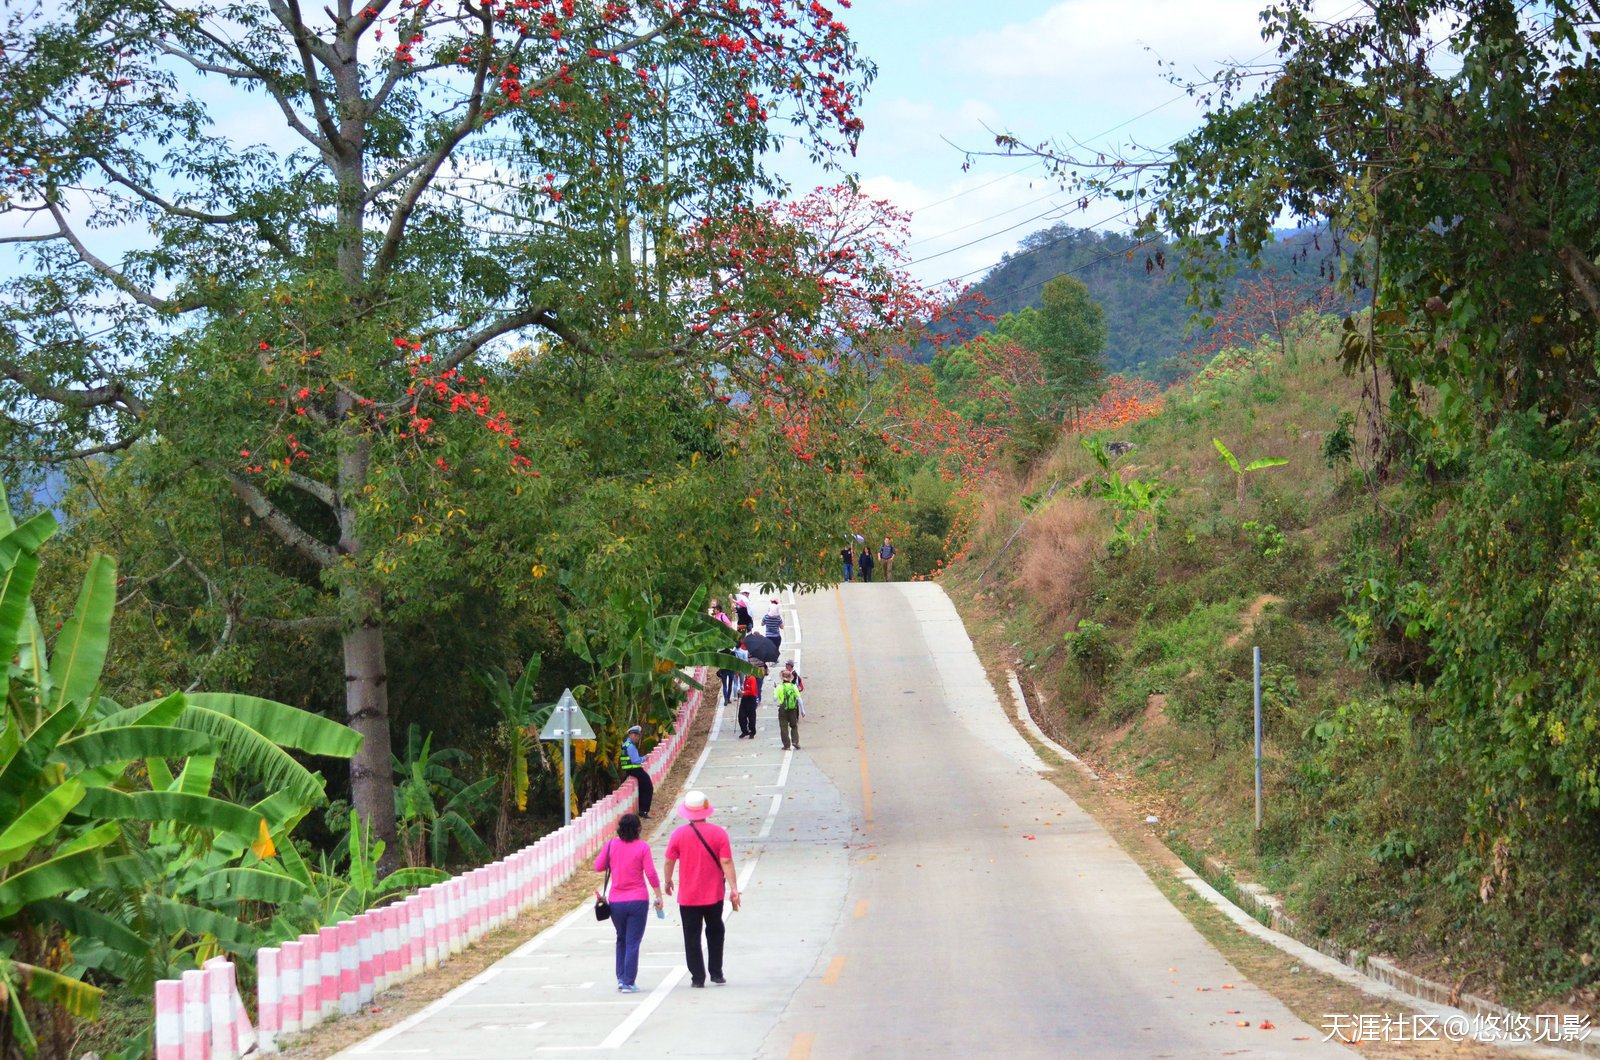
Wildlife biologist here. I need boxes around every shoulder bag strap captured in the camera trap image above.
[688,822,720,867]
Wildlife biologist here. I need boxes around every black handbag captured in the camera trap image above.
[595,841,613,921]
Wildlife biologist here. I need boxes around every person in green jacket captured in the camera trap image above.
[774,677,802,751]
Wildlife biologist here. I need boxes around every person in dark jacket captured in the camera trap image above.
[858,548,874,583]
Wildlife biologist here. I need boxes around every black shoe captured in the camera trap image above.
[691,980,706,988]
[710,975,726,984]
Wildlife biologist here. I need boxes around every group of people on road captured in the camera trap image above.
[594,790,740,992]
[707,591,805,748]
[596,584,819,997]
[841,536,895,582]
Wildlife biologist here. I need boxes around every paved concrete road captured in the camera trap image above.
[340,582,1344,1059]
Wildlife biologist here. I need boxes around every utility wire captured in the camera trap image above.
[906,187,1071,249]
[908,158,1045,212]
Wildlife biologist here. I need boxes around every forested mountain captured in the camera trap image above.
[933,224,1346,376]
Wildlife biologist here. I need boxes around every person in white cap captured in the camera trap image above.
[620,724,653,818]
[662,790,741,987]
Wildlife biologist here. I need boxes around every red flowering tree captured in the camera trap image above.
[0,0,881,857]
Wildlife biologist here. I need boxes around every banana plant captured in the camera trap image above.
[559,583,736,804]
[392,727,496,869]
[477,655,545,853]
[269,809,446,928]
[0,491,363,1052]
[1080,437,1176,551]
[1213,436,1290,506]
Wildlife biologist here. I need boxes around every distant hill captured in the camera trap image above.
[927,224,1349,378]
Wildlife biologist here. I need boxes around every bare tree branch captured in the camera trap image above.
[435,304,561,377]
[270,0,345,159]
[221,468,340,568]
[43,200,177,313]
[89,155,245,224]
[0,353,148,416]
[283,467,337,507]
[156,26,331,154]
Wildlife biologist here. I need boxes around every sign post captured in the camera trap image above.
[1253,647,1263,832]
[539,688,595,827]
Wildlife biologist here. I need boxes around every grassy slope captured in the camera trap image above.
[942,326,1600,1017]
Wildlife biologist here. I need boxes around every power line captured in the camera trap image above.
[905,199,1084,267]
[906,187,1070,249]
[908,158,1044,212]
[930,196,1147,287]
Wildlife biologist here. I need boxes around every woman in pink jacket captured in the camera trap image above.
[594,813,663,992]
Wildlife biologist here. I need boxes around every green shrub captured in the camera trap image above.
[1064,619,1119,683]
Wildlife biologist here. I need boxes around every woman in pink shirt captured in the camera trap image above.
[594,813,663,992]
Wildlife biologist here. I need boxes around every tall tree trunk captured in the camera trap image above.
[341,590,397,869]
[334,407,397,868]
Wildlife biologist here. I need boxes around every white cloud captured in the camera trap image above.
[937,0,1271,131]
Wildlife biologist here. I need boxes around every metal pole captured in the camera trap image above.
[1253,646,1263,831]
[562,723,572,827]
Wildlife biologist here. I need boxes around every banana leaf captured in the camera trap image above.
[3,956,101,1020]
[76,789,264,841]
[47,553,116,716]
[188,868,308,905]
[182,694,361,757]
[173,755,216,798]
[0,549,41,708]
[54,821,119,859]
[375,866,448,893]
[145,893,263,952]
[30,899,148,981]
[0,781,86,868]
[0,848,105,918]
[0,512,57,566]
[0,699,89,800]
[55,726,212,772]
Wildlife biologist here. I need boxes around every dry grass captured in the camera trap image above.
[1016,496,1103,621]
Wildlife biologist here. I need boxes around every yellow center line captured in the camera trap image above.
[788,1031,816,1059]
[853,898,870,919]
[821,955,848,986]
[834,585,874,832]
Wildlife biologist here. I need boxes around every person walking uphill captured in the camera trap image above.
[840,543,854,582]
[620,725,654,818]
[878,537,896,581]
[663,791,741,988]
[594,813,663,993]
[736,668,762,739]
[761,599,784,655]
[773,676,802,750]
[858,547,874,583]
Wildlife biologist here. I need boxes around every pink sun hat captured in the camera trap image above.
[677,790,715,821]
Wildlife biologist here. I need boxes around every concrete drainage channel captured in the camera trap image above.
[1003,669,1596,1059]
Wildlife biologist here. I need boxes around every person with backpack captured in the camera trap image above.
[733,591,753,635]
[737,666,762,739]
[858,547,874,583]
[663,791,740,988]
[773,674,802,750]
[878,537,897,581]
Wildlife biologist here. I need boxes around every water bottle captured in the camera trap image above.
[655,902,665,920]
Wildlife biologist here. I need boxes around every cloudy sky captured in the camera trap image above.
[777,0,1285,286]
